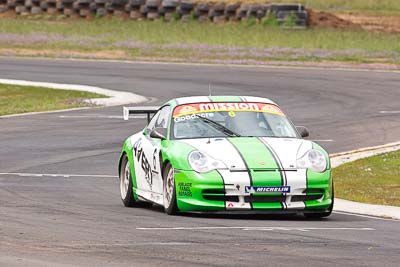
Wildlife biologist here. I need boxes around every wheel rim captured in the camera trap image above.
[164,167,174,208]
[120,161,130,199]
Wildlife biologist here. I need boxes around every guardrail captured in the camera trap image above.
[0,0,307,26]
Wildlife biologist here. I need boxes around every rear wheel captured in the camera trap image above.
[163,163,178,215]
[305,185,334,219]
[119,155,137,207]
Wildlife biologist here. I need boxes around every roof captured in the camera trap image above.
[166,96,276,108]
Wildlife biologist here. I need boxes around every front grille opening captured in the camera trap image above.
[202,189,225,195]
[204,195,240,202]
[244,195,286,203]
[202,189,239,202]
[292,194,323,202]
[303,188,325,194]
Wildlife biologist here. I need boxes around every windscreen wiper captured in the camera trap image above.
[195,115,241,137]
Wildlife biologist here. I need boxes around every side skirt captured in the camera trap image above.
[135,188,164,206]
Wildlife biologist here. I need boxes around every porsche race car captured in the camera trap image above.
[118,96,333,217]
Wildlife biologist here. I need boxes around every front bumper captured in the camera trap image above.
[174,169,332,213]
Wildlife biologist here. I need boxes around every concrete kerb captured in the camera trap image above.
[330,141,400,168]
[0,78,148,113]
[331,142,400,220]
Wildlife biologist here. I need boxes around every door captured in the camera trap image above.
[132,105,171,205]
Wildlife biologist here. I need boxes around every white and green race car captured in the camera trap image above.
[119,96,333,217]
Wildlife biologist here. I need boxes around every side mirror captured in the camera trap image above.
[150,127,167,140]
[296,126,309,138]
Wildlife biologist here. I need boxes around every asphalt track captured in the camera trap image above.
[0,57,399,266]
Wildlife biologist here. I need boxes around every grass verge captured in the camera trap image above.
[242,0,400,15]
[0,83,106,116]
[332,150,400,206]
[0,18,399,65]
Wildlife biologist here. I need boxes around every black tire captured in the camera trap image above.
[225,3,240,13]
[111,0,128,6]
[180,1,194,10]
[119,155,137,207]
[77,0,92,4]
[195,2,210,12]
[90,2,98,11]
[129,0,145,7]
[162,0,178,8]
[140,5,148,13]
[96,8,108,16]
[39,2,48,9]
[271,4,304,12]
[163,162,178,215]
[239,3,250,12]
[212,2,225,12]
[305,185,334,219]
[147,11,159,19]
[145,0,161,8]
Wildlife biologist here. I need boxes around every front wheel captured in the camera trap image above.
[119,155,137,207]
[163,163,178,215]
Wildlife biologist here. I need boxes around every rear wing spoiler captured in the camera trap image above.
[123,106,159,122]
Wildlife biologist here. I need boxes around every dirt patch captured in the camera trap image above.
[335,13,400,33]
[307,9,362,30]
[308,9,400,33]
[0,10,17,19]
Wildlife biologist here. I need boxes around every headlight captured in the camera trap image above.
[188,151,227,173]
[296,149,327,173]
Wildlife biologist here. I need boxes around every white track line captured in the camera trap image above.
[59,115,124,119]
[380,111,400,114]
[58,114,148,119]
[0,172,118,178]
[242,227,375,232]
[0,107,93,118]
[136,226,375,231]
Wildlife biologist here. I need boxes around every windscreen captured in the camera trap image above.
[171,102,298,139]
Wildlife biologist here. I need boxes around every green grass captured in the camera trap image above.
[0,83,106,116]
[0,18,399,64]
[333,150,400,206]
[282,0,400,15]
[235,0,400,15]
